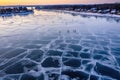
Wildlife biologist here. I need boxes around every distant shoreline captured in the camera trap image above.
[35,3,120,16]
[0,3,120,17]
[54,10,120,18]
[0,6,33,16]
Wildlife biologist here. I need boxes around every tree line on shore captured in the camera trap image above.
[0,7,33,14]
[36,3,120,15]
[0,3,120,15]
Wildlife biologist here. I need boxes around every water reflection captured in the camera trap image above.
[0,11,34,20]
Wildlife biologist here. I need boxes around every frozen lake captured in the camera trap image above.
[0,10,120,80]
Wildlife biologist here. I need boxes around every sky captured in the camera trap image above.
[0,0,120,5]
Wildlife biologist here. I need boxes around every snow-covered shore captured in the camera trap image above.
[52,10,120,18]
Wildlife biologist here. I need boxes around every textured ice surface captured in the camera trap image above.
[0,10,120,80]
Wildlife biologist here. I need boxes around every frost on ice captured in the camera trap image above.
[0,10,120,80]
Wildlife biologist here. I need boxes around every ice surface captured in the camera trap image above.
[0,10,120,80]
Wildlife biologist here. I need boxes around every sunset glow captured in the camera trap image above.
[0,0,120,5]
